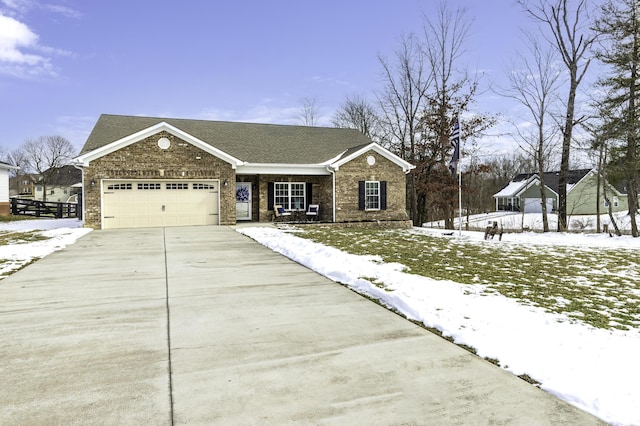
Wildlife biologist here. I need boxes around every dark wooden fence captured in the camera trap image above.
[10,198,80,219]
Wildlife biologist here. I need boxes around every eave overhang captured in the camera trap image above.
[73,122,244,169]
[329,143,414,174]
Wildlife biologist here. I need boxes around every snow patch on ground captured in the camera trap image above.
[0,219,91,277]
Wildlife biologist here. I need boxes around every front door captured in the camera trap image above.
[236,182,252,221]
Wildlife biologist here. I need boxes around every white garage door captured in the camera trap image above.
[524,198,553,213]
[102,180,219,229]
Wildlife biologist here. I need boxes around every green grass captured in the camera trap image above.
[0,215,42,223]
[296,228,640,331]
[0,231,50,246]
[0,231,50,279]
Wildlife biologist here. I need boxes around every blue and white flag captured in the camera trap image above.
[449,115,460,178]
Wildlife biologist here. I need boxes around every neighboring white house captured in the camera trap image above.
[0,161,20,215]
[32,165,82,203]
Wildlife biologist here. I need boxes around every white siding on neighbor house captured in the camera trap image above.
[34,185,73,202]
[0,168,9,202]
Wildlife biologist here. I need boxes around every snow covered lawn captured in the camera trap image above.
[238,225,640,426]
[0,218,91,278]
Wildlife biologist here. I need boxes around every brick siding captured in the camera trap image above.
[82,131,236,228]
[81,135,409,228]
[335,151,409,222]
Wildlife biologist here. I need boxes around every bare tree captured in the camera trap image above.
[417,2,495,229]
[332,94,381,141]
[6,148,29,178]
[497,34,563,232]
[593,132,622,236]
[295,96,321,126]
[22,135,76,202]
[517,0,598,232]
[377,33,433,225]
[377,33,431,160]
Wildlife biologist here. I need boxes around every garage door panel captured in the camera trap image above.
[102,180,219,229]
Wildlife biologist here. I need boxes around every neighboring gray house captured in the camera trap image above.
[494,168,628,215]
[73,114,414,229]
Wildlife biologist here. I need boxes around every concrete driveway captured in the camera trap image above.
[0,226,604,425]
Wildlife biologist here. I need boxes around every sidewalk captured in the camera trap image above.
[0,226,605,425]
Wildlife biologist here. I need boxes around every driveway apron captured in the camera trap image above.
[0,226,604,425]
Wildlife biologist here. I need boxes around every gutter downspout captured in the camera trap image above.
[72,162,84,223]
[327,166,336,222]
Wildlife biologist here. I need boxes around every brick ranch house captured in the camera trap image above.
[73,114,414,229]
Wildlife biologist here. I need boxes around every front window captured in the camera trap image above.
[365,181,380,210]
[274,182,305,210]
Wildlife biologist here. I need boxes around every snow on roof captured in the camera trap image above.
[494,180,528,197]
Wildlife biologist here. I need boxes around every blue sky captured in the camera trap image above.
[0,0,530,156]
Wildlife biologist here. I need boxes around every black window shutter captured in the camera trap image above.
[358,181,365,210]
[306,182,313,209]
[380,181,387,210]
[268,182,274,210]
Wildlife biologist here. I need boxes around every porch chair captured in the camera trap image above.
[274,204,292,222]
[306,204,319,222]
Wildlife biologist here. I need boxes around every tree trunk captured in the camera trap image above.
[595,144,603,233]
[407,173,420,226]
[557,72,578,232]
[627,31,639,237]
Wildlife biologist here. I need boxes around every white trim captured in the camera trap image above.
[330,143,414,173]
[237,163,330,175]
[74,122,244,168]
[329,167,336,222]
[235,182,252,221]
[494,175,557,199]
[274,181,306,211]
[364,180,381,211]
[0,163,19,171]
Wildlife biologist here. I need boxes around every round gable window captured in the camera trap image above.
[367,155,376,166]
[157,137,171,150]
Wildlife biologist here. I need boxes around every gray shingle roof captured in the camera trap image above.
[81,114,373,164]
[503,169,592,194]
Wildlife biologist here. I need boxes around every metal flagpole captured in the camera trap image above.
[458,113,462,237]
[458,163,462,236]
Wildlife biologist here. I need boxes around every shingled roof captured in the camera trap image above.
[507,169,592,194]
[46,165,82,186]
[80,114,373,165]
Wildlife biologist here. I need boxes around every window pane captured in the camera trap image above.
[291,183,305,210]
[365,181,380,210]
[275,183,290,210]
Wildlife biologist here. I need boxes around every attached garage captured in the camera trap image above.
[523,197,553,214]
[101,180,219,229]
